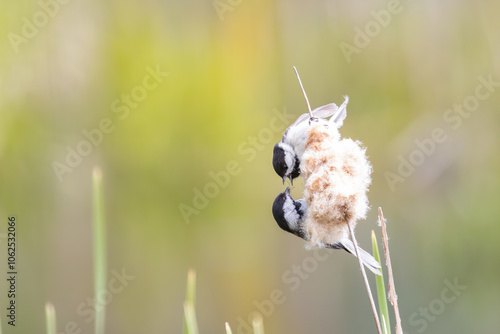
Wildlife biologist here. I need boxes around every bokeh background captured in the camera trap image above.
[1,0,500,333]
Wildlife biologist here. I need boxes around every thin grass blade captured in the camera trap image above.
[183,270,198,334]
[183,302,199,334]
[45,302,56,334]
[92,167,107,334]
[252,314,265,334]
[372,230,391,334]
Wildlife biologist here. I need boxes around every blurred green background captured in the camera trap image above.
[1,0,499,333]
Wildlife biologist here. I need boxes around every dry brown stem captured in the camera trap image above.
[378,207,403,334]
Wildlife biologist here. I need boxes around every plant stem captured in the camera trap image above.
[251,314,265,334]
[183,302,199,334]
[92,167,107,334]
[378,208,403,334]
[372,231,391,334]
[347,222,382,334]
[183,270,199,334]
[45,302,56,334]
[225,322,233,334]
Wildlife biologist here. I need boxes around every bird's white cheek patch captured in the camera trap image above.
[283,150,295,176]
[283,197,299,230]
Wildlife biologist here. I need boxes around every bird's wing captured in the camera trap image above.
[311,103,339,118]
[283,100,346,139]
[328,96,349,128]
[290,103,339,127]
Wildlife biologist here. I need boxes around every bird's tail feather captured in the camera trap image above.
[334,239,382,276]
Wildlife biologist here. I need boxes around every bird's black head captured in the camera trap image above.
[272,190,288,230]
[272,143,287,178]
[272,143,300,184]
[271,188,305,239]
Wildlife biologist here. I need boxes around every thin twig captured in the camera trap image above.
[378,207,403,334]
[293,66,313,117]
[347,222,383,334]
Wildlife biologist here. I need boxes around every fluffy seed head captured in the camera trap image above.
[300,123,372,248]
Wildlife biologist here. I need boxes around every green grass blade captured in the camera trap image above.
[45,302,56,334]
[225,322,233,334]
[183,270,198,334]
[186,269,196,306]
[92,167,107,334]
[372,230,391,334]
[183,302,199,334]
[252,314,265,334]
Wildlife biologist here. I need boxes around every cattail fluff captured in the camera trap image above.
[300,121,372,249]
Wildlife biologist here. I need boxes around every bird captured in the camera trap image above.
[272,98,348,185]
[272,187,381,275]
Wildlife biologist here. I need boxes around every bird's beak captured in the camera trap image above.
[285,187,291,196]
[283,175,293,185]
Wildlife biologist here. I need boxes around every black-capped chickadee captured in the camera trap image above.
[272,188,381,275]
[271,187,306,239]
[272,98,348,185]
